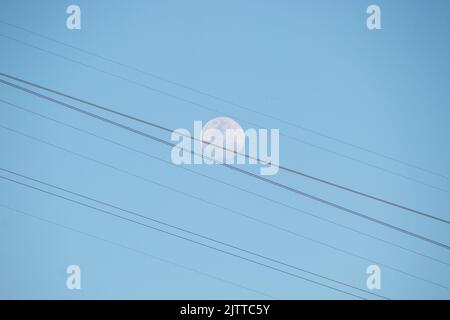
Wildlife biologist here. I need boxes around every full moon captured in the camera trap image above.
[202,117,245,153]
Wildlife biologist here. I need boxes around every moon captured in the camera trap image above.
[202,117,245,153]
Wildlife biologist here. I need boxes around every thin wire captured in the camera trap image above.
[1,168,391,299]
[0,204,277,299]
[1,19,448,183]
[1,31,450,202]
[1,161,447,291]
[1,117,449,293]
[0,174,375,300]
[2,96,449,268]
[2,30,449,198]
[0,72,446,225]
[1,78,449,251]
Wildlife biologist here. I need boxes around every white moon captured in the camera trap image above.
[202,117,245,153]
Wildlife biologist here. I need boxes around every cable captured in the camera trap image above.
[1,78,449,251]
[1,168,391,298]
[2,30,450,197]
[1,19,449,183]
[1,160,448,291]
[2,96,449,268]
[0,174,379,300]
[0,71,447,225]
[1,117,449,293]
[0,204,277,299]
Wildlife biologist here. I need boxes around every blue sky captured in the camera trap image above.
[0,0,449,299]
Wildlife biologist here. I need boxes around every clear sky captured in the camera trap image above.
[0,0,449,299]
